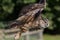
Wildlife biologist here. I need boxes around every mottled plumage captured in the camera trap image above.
[9,0,49,40]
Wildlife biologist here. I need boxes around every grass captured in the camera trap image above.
[0,34,60,40]
[44,34,60,40]
[30,34,60,40]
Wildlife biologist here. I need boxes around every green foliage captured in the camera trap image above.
[23,0,36,3]
[0,22,7,29]
[0,0,15,20]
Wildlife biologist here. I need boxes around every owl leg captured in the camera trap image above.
[14,32,21,40]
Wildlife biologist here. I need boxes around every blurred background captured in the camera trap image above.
[0,0,60,40]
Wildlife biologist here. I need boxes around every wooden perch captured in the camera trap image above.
[3,29,20,33]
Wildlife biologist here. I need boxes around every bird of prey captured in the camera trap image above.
[9,0,49,40]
